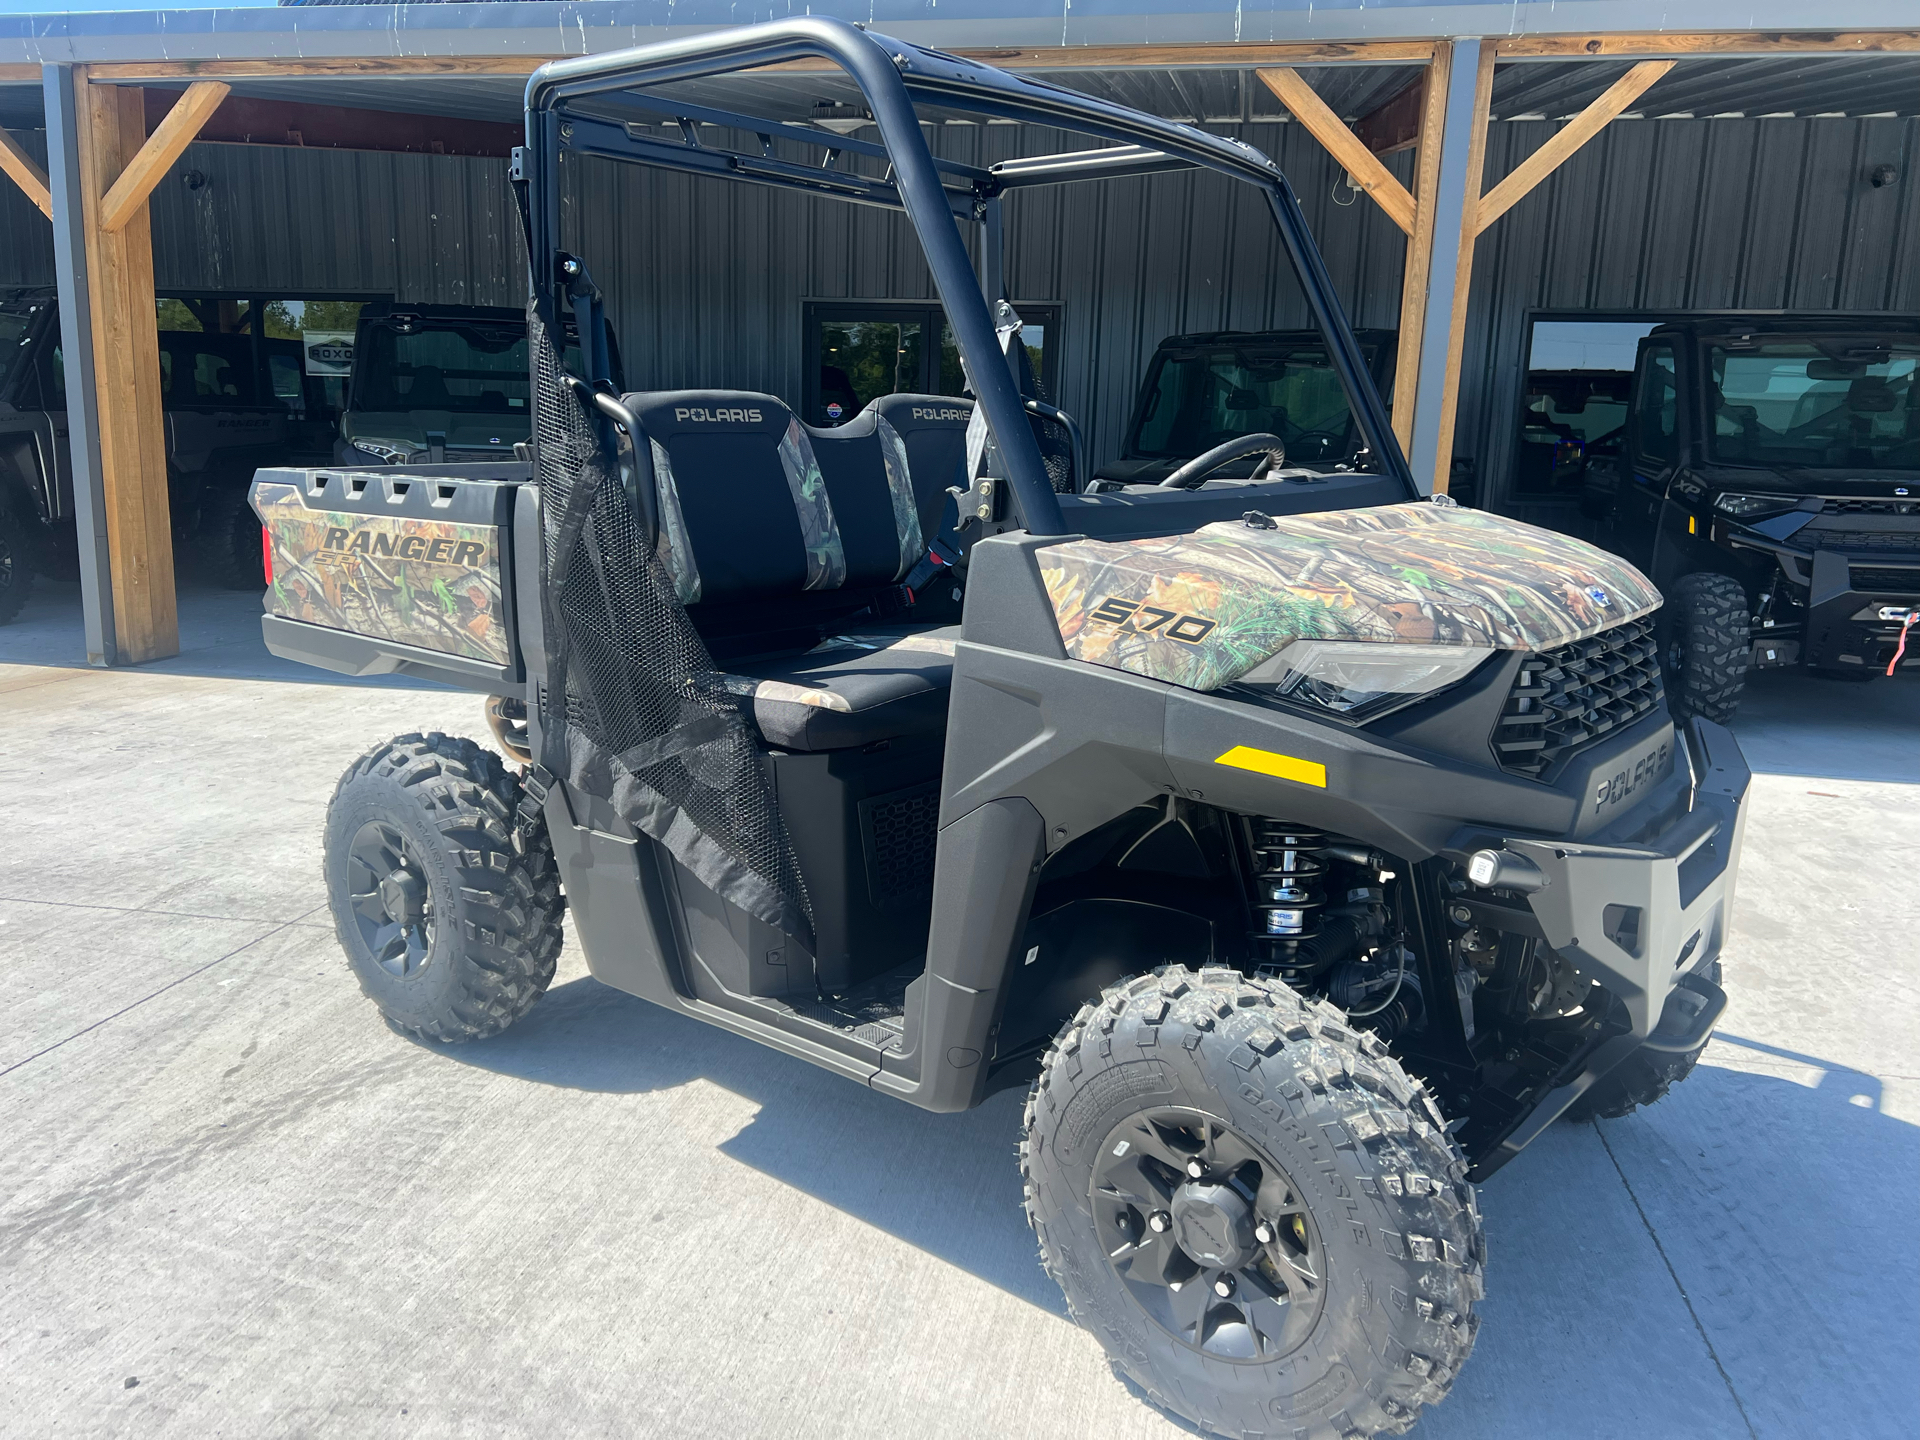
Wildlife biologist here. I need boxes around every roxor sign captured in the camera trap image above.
[303,331,356,377]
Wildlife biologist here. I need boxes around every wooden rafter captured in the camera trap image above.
[98,80,228,233]
[1472,61,1673,235]
[81,40,1439,83]
[1494,30,1920,59]
[1256,67,1416,235]
[0,126,51,219]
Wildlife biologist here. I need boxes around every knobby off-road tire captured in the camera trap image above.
[197,483,267,591]
[1565,961,1723,1122]
[1023,965,1484,1440]
[0,502,33,625]
[1661,573,1750,724]
[325,732,563,1042]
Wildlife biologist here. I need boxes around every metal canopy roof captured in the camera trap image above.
[54,51,1920,129]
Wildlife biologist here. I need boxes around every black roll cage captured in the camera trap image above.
[523,16,1416,536]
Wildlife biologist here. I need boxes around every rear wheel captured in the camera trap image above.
[324,732,563,1042]
[1661,572,1750,723]
[197,483,266,590]
[0,502,34,625]
[1023,965,1483,1439]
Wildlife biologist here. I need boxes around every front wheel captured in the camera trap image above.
[0,503,35,625]
[1023,965,1484,1439]
[324,732,563,1042]
[1660,572,1751,723]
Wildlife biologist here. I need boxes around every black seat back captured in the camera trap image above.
[804,409,916,587]
[622,390,846,607]
[862,394,973,545]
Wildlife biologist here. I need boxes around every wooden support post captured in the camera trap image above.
[1427,44,1497,497]
[74,73,177,664]
[0,126,53,219]
[1389,46,1450,459]
[1256,67,1417,234]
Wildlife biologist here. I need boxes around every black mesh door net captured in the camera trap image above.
[528,297,815,945]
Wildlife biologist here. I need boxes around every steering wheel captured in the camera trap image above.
[1158,433,1288,489]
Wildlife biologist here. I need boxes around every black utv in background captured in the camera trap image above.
[1582,316,1919,718]
[1093,328,1397,487]
[0,288,338,617]
[335,303,613,468]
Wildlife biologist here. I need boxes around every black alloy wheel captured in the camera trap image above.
[1092,1106,1327,1362]
[344,819,436,980]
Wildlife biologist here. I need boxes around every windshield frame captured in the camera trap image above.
[524,17,1416,530]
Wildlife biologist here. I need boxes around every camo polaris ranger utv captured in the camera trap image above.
[253,23,1750,1439]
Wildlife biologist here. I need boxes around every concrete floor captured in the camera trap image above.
[2,577,1916,1440]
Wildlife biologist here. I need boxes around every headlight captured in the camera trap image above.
[1236,641,1493,720]
[1714,492,1797,519]
[348,437,422,464]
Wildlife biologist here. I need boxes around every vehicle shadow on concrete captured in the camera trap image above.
[0,578,441,689]
[1730,667,1920,783]
[432,976,1919,1440]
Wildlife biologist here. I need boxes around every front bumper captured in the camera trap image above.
[1461,716,1751,1173]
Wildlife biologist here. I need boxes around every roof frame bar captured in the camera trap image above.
[526,18,1417,529]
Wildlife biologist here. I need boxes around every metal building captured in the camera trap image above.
[1,2,1916,664]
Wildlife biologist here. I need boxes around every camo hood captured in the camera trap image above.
[1039,500,1662,692]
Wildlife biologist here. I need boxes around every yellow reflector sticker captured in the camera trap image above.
[1214,746,1327,787]
[1688,515,1698,535]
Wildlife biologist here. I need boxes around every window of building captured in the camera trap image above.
[803,300,1059,428]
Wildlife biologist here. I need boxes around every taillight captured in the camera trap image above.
[261,525,273,585]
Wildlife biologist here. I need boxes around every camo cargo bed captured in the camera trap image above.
[249,461,533,693]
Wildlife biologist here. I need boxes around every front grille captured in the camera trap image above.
[1493,617,1665,780]
[1818,530,1920,552]
[1852,566,1920,594]
[1823,498,1920,517]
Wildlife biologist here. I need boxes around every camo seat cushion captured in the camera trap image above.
[714,626,960,751]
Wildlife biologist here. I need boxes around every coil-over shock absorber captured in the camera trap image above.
[1246,821,1329,981]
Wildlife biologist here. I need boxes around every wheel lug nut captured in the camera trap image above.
[1213,1274,1236,1298]
[1148,1211,1171,1234]
[1254,1222,1275,1244]
[1185,1158,1206,1178]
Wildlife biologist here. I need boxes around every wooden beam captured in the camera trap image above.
[1389,44,1450,458]
[0,63,39,83]
[98,80,227,234]
[1472,61,1672,235]
[84,38,1437,83]
[1494,30,1920,59]
[1256,67,1417,235]
[143,89,521,159]
[1354,74,1427,157]
[1428,43,1497,496]
[75,73,177,663]
[0,126,52,219]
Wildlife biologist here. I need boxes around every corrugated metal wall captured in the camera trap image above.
[558,122,1411,464]
[5,114,1914,506]
[1462,116,1920,505]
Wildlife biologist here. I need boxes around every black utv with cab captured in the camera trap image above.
[253,23,1751,1440]
[1581,315,1920,718]
[334,301,616,469]
[0,288,340,612]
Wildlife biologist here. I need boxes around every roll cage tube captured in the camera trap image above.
[523,17,1414,519]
